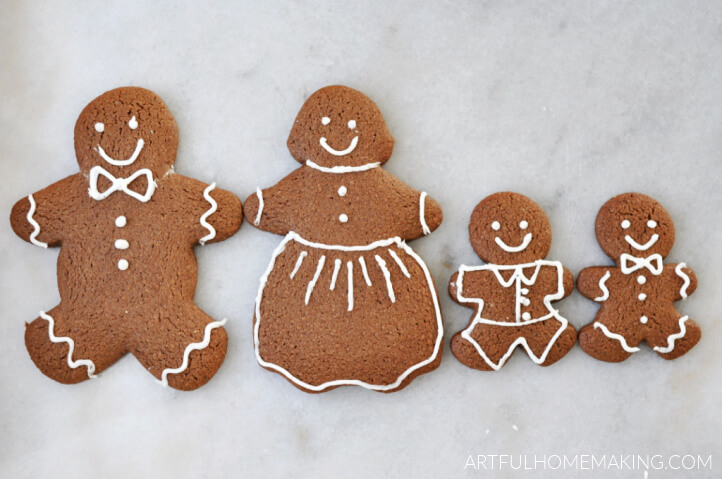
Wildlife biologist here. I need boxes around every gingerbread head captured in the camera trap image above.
[74,87,179,180]
[286,85,394,168]
[595,193,675,262]
[469,192,552,265]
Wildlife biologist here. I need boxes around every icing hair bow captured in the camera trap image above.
[88,165,156,202]
[620,253,663,275]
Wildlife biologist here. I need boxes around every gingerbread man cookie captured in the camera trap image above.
[449,193,577,371]
[577,193,700,361]
[10,87,243,390]
[244,85,444,393]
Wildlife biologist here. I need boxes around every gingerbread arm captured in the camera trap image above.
[168,175,243,245]
[10,174,84,248]
[448,271,462,303]
[561,265,574,299]
[243,178,298,236]
[668,263,698,300]
[576,266,614,300]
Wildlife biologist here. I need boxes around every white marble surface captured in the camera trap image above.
[1,1,721,478]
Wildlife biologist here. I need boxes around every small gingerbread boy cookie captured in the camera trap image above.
[577,193,700,361]
[449,193,577,371]
[244,85,444,393]
[10,87,243,390]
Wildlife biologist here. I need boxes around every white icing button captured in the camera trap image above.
[640,316,648,324]
[338,185,347,197]
[94,122,104,132]
[519,220,528,230]
[621,220,631,229]
[339,214,349,223]
[522,312,531,321]
[115,215,127,227]
[115,239,129,250]
[637,275,646,284]
[118,259,129,271]
[638,293,647,301]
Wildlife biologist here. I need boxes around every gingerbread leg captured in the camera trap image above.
[648,316,701,361]
[451,331,496,371]
[131,304,228,391]
[533,321,577,367]
[25,306,126,384]
[578,321,637,363]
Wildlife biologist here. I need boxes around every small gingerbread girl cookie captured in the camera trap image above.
[577,193,700,361]
[244,85,444,393]
[10,87,243,390]
[449,193,577,371]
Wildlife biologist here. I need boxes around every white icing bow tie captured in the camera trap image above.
[620,253,663,275]
[88,165,156,202]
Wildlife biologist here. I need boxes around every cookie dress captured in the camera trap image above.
[248,164,443,392]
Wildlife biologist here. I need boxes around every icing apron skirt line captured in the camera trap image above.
[254,231,443,391]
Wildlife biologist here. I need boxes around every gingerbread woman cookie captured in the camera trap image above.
[10,87,243,390]
[449,193,577,371]
[577,193,700,361]
[244,85,444,393]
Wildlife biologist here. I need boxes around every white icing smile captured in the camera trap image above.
[319,136,358,156]
[96,138,145,166]
[624,234,659,251]
[495,233,533,253]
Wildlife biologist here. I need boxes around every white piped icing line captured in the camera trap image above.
[319,135,359,156]
[305,159,380,173]
[253,232,443,391]
[495,233,533,253]
[358,256,372,286]
[620,253,663,275]
[594,271,611,302]
[305,255,326,305]
[39,311,97,378]
[653,316,689,353]
[289,251,307,279]
[624,233,659,251]
[594,322,640,353]
[26,194,48,248]
[675,263,691,299]
[88,165,156,202]
[375,255,395,303]
[330,259,342,290]
[96,138,144,166]
[254,187,264,226]
[389,249,411,278]
[159,318,227,387]
[456,260,568,370]
[346,261,354,311]
[199,183,217,245]
[419,191,431,235]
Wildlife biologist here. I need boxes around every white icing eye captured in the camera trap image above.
[491,221,501,231]
[647,220,657,228]
[621,220,631,229]
[347,120,357,129]
[519,220,528,230]
[128,116,138,130]
[321,117,331,125]
[94,122,104,132]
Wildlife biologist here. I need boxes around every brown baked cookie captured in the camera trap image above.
[10,87,243,390]
[449,192,576,371]
[244,85,443,393]
[577,193,700,362]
